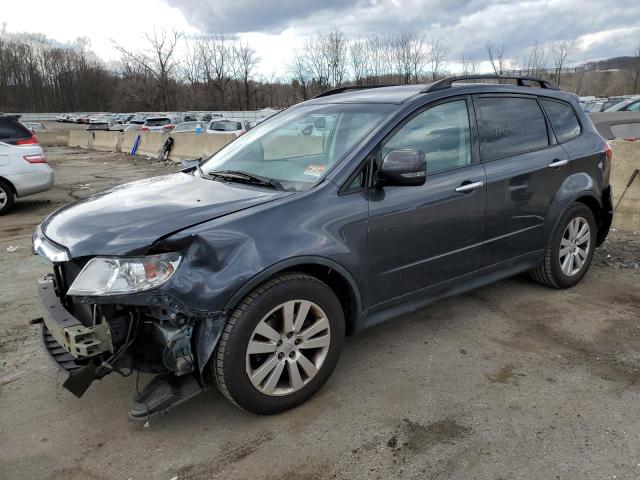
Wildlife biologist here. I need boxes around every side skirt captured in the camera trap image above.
[356,253,543,333]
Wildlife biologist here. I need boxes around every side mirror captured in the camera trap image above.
[377,149,426,187]
[313,117,326,129]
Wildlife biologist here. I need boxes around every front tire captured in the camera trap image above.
[213,273,345,414]
[530,203,597,288]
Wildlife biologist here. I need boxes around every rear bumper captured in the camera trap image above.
[9,166,54,197]
[597,186,613,246]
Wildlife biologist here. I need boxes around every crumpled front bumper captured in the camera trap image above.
[37,274,112,365]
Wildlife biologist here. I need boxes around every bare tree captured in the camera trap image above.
[486,42,507,75]
[625,41,640,94]
[349,37,368,84]
[288,51,312,100]
[114,28,181,110]
[232,41,260,109]
[324,29,348,87]
[428,38,449,81]
[522,42,547,77]
[550,39,575,87]
[461,55,480,76]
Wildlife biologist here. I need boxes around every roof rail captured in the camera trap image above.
[420,75,558,93]
[312,84,397,99]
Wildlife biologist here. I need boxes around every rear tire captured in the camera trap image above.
[213,272,345,414]
[0,179,15,215]
[530,203,597,289]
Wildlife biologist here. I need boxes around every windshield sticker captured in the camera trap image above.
[304,165,326,177]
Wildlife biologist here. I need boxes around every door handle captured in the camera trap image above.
[455,181,484,193]
[548,159,568,168]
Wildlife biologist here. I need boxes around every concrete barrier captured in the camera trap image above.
[610,140,640,231]
[92,131,123,152]
[167,133,235,162]
[122,130,140,154]
[136,131,168,158]
[37,131,69,146]
[68,130,93,149]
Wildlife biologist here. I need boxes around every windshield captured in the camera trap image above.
[145,118,170,126]
[200,103,392,191]
[209,120,242,131]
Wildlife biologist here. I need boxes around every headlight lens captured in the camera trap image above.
[67,253,181,296]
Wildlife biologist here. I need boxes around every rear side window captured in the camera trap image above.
[476,97,549,160]
[0,116,32,142]
[541,99,581,142]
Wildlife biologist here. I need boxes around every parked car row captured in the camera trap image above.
[579,95,640,113]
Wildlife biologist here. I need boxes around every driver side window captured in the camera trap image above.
[382,100,472,175]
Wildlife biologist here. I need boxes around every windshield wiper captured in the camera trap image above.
[206,170,284,191]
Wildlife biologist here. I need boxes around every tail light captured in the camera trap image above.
[23,154,47,164]
[16,134,38,145]
[141,127,149,132]
[604,141,613,161]
[163,124,175,131]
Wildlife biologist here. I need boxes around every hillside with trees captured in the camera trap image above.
[1,26,639,113]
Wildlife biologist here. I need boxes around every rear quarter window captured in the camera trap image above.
[540,99,581,142]
[476,97,549,160]
[0,117,32,141]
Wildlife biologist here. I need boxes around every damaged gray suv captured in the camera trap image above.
[33,75,613,419]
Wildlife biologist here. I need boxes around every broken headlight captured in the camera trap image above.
[67,253,181,296]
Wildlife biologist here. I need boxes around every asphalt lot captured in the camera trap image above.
[1,146,639,480]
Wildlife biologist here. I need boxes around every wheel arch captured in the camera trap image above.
[0,176,17,195]
[223,256,363,336]
[574,193,602,226]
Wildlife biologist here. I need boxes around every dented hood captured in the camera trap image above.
[43,172,291,258]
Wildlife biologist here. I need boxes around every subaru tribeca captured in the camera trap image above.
[33,75,613,418]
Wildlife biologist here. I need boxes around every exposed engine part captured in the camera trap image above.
[152,322,194,376]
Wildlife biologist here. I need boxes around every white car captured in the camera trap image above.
[141,116,181,132]
[0,115,53,215]
[206,119,251,137]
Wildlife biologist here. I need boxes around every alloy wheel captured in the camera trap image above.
[0,187,6,208]
[559,216,590,276]
[245,300,331,396]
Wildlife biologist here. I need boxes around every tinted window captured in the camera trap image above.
[209,121,242,131]
[145,118,171,127]
[476,97,548,160]
[0,116,32,141]
[541,99,581,142]
[382,100,471,174]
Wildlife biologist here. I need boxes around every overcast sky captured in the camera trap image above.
[3,0,639,77]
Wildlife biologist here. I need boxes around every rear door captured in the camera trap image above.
[474,94,571,268]
[367,96,486,309]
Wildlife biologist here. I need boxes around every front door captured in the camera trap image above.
[367,97,486,310]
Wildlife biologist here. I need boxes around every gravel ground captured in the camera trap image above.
[1,146,639,480]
